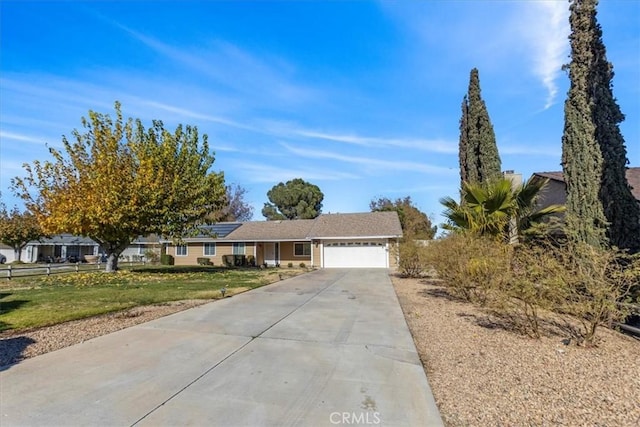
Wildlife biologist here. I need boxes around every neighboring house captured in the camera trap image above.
[120,235,162,261]
[531,167,640,209]
[0,243,23,264]
[27,234,101,263]
[163,211,403,269]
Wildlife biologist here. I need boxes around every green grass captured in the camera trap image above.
[0,266,305,333]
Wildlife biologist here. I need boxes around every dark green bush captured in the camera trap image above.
[246,255,256,267]
[287,262,294,268]
[299,262,306,268]
[197,257,213,266]
[222,254,246,267]
[160,254,174,265]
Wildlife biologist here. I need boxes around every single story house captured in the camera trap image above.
[531,167,640,209]
[119,235,162,261]
[26,234,100,263]
[162,211,403,269]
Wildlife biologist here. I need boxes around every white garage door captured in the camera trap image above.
[323,241,388,268]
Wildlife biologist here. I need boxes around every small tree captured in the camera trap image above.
[211,184,254,222]
[12,102,226,272]
[262,178,323,220]
[370,196,436,239]
[0,203,44,262]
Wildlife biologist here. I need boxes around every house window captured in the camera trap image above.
[232,243,245,255]
[294,242,311,256]
[176,245,188,256]
[204,243,216,256]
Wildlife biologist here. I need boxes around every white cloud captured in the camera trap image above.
[281,143,456,175]
[0,131,47,144]
[517,1,570,109]
[231,161,359,183]
[280,128,457,153]
[115,23,318,108]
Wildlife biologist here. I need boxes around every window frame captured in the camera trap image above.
[176,245,188,256]
[232,242,245,255]
[203,242,216,256]
[294,242,311,257]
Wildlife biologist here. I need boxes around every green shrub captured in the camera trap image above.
[246,255,256,267]
[197,257,213,266]
[160,254,174,265]
[299,262,306,268]
[222,254,246,267]
[287,262,294,268]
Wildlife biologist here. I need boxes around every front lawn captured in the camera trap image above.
[0,266,304,332]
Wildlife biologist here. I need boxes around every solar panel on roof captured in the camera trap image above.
[198,223,242,238]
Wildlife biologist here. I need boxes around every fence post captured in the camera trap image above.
[76,262,79,272]
[7,265,11,280]
[47,264,51,276]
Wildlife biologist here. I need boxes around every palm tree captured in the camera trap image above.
[440,177,564,241]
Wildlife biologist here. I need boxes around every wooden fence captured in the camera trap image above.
[0,261,146,280]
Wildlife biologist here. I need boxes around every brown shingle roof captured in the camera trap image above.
[308,211,403,238]
[198,211,403,242]
[533,167,640,201]
[224,219,315,241]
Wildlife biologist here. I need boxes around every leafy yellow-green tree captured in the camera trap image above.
[0,202,44,262]
[12,102,226,272]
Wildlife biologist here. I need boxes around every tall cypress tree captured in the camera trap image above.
[458,95,471,186]
[562,0,640,251]
[459,68,502,186]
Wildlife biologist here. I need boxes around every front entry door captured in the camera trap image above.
[264,243,280,266]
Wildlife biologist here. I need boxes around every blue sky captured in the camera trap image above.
[1,1,639,228]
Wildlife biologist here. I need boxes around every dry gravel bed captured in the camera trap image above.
[392,275,640,427]
[0,299,211,367]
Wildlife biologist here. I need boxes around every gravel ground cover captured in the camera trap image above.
[392,275,640,427]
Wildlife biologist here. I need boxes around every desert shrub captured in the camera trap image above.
[287,262,294,268]
[299,262,306,268]
[557,243,637,346]
[160,254,174,265]
[425,234,511,304]
[397,239,428,278]
[492,242,569,338]
[197,257,213,266]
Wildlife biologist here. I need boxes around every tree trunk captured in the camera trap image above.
[105,252,119,272]
[13,247,22,262]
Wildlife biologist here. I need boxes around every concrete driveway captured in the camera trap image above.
[1,269,442,426]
